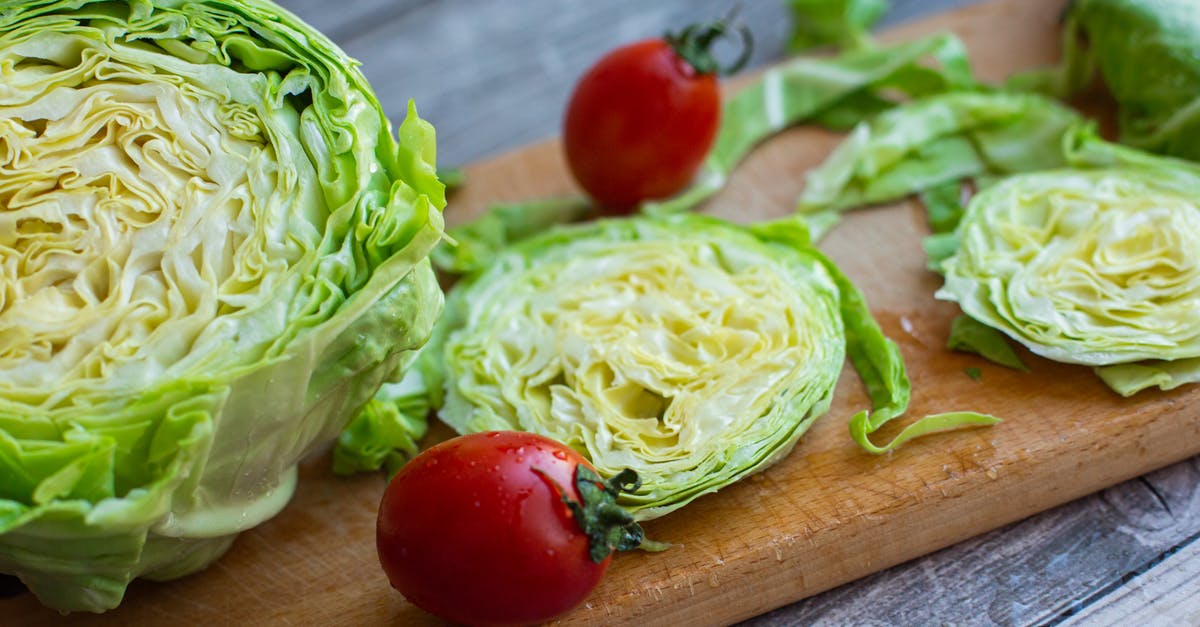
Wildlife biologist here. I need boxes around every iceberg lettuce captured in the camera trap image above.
[0,0,445,612]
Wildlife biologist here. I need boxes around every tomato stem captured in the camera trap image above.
[534,465,660,563]
[664,9,753,76]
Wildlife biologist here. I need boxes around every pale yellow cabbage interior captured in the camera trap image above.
[0,32,320,408]
[443,237,843,490]
[940,171,1200,364]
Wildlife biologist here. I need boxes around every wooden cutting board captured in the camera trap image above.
[8,0,1200,624]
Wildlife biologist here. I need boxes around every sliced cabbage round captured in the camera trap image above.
[430,214,996,520]
[937,141,1200,394]
[0,0,445,612]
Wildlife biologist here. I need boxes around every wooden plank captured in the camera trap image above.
[1062,535,1200,624]
[744,459,1200,625]
[7,0,1200,625]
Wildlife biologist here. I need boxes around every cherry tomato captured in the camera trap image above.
[563,18,752,211]
[377,431,641,626]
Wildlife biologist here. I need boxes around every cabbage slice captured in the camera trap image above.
[937,129,1200,395]
[0,0,444,612]
[426,214,995,520]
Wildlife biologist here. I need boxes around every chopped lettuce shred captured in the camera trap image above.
[797,92,1082,218]
[642,32,974,216]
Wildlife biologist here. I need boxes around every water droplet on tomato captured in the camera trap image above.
[552,450,567,460]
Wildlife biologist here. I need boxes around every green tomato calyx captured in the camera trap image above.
[665,12,754,77]
[536,465,667,563]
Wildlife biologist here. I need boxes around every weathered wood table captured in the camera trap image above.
[4,1,1198,625]
[279,1,1197,624]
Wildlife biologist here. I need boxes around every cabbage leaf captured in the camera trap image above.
[786,0,889,52]
[797,91,1082,217]
[642,32,974,215]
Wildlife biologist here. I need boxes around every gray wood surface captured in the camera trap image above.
[285,1,1200,624]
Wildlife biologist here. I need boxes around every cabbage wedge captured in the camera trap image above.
[0,0,445,612]
[418,213,995,520]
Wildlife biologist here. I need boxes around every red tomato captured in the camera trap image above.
[377,431,617,626]
[562,20,751,210]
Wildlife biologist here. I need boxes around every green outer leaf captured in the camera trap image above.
[946,315,1030,372]
[1095,359,1200,397]
[921,180,967,235]
[787,0,889,52]
[641,32,973,216]
[811,251,1000,454]
[797,91,1082,217]
[1014,0,1200,161]
[0,0,445,612]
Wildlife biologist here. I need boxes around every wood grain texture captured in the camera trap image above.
[6,0,1200,625]
[744,460,1200,625]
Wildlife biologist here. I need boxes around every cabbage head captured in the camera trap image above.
[937,129,1200,396]
[429,213,996,520]
[1013,0,1200,161]
[0,0,445,612]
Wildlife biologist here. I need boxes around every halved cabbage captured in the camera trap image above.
[426,213,995,520]
[0,0,444,613]
[937,130,1200,395]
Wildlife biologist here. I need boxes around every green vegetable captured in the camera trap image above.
[787,0,889,52]
[937,127,1200,396]
[1013,0,1200,161]
[415,213,996,520]
[642,32,974,215]
[921,180,968,235]
[332,365,433,478]
[431,197,592,275]
[0,0,445,612]
[964,367,983,381]
[797,91,1082,217]
[946,315,1029,372]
